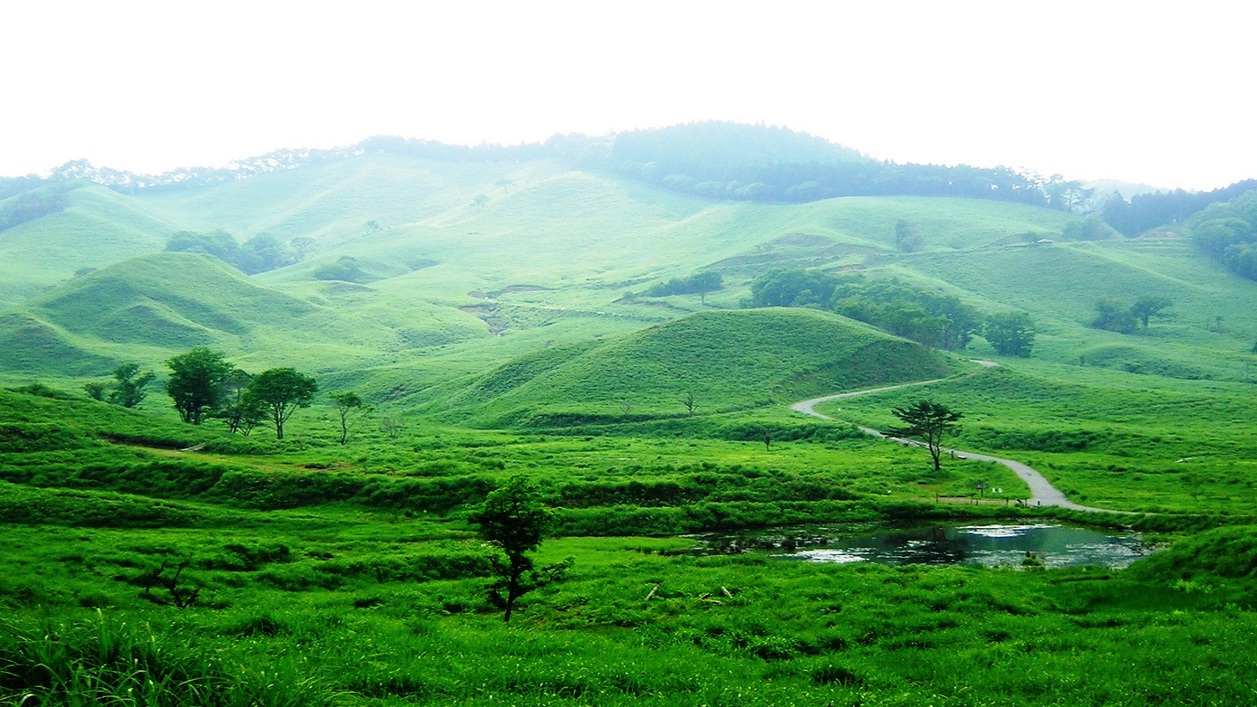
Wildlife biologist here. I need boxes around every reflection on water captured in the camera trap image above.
[693,523,1151,568]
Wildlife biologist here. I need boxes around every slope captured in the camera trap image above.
[425,308,957,426]
[0,185,189,307]
[0,252,489,378]
[895,238,1257,379]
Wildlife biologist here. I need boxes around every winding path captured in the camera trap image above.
[789,372,1115,512]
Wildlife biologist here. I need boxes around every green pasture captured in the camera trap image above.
[815,361,1257,514]
[3,149,1257,704]
[2,494,1256,705]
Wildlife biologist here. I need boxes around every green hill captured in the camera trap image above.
[426,308,956,426]
[0,252,488,377]
[0,185,188,307]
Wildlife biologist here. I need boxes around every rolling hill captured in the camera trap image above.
[422,308,957,426]
[1,129,1254,411]
[0,252,489,376]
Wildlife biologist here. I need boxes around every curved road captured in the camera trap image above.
[790,376,1114,512]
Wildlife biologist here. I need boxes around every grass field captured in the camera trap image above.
[3,149,1257,703]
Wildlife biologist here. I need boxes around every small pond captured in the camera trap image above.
[690,522,1153,569]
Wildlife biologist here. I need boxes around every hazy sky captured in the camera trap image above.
[3,1,1253,190]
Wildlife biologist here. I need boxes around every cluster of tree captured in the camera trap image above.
[166,348,319,440]
[982,312,1036,357]
[0,186,67,231]
[894,221,924,252]
[1101,181,1257,236]
[165,230,310,275]
[39,136,613,195]
[747,269,1040,355]
[1090,296,1173,334]
[747,270,981,351]
[24,125,1252,227]
[84,363,155,407]
[643,271,724,304]
[1188,190,1257,281]
[1061,214,1121,241]
[312,255,370,283]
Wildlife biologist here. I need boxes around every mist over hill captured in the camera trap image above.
[0,121,1255,405]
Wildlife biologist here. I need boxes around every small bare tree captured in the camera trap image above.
[682,391,696,417]
[137,557,200,609]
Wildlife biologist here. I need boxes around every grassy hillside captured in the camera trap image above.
[426,308,957,426]
[0,253,489,378]
[816,360,1257,514]
[898,238,1257,379]
[0,185,188,307]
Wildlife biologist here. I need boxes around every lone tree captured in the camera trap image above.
[468,475,571,623]
[329,391,372,445]
[166,348,234,424]
[245,368,318,440]
[682,391,696,417]
[690,271,723,305]
[889,400,963,472]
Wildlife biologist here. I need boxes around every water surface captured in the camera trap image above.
[693,522,1151,568]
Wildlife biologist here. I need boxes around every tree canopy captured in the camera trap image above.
[165,230,303,274]
[1189,190,1257,281]
[468,475,569,623]
[245,368,318,440]
[747,270,980,351]
[983,312,1036,357]
[166,348,234,425]
[889,400,963,472]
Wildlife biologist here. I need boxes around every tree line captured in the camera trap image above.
[86,349,370,443]
[165,230,310,275]
[8,124,1121,216]
[609,122,1049,207]
[1187,190,1257,281]
[1101,180,1257,237]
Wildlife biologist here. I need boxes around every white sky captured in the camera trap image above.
[2,1,1253,190]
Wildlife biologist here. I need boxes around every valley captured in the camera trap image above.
[2,132,1256,704]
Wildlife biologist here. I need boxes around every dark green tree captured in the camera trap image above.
[894,220,924,252]
[1131,296,1172,328]
[889,400,963,472]
[166,348,234,424]
[1091,297,1138,334]
[214,368,264,435]
[108,363,156,408]
[983,312,1036,357]
[468,475,571,623]
[329,391,372,445]
[682,391,696,417]
[690,271,723,305]
[644,271,724,304]
[245,368,318,440]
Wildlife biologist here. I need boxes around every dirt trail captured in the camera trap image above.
[790,373,1118,512]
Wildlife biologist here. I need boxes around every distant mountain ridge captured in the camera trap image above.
[0,123,1094,207]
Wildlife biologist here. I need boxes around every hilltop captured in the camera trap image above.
[424,308,957,426]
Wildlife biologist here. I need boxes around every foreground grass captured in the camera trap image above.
[3,516,1256,706]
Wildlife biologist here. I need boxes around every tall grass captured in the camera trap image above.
[0,612,330,705]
